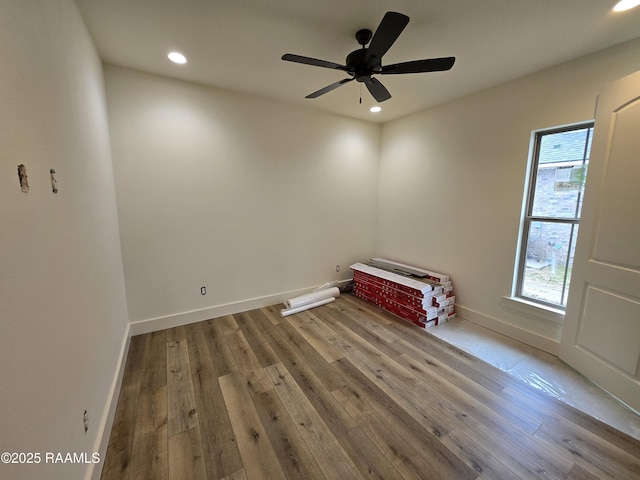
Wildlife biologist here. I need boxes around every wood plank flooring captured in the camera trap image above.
[100,294,640,479]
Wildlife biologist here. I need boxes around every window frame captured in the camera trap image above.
[514,122,594,311]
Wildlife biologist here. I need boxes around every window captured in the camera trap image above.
[514,122,594,310]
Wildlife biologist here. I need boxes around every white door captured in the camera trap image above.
[560,70,640,413]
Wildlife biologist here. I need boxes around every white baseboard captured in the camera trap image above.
[86,322,131,480]
[129,281,352,336]
[455,304,560,355]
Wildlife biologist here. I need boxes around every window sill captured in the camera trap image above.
[501,296,565,324]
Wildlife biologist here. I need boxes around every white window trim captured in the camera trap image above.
[502,295,565,323]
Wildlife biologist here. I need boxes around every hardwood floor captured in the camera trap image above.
[100,294,640,479]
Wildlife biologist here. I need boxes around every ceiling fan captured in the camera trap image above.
[282,11,455,103]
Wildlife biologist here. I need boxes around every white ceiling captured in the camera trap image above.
[76,0,640,123]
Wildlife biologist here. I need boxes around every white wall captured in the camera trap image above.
[0,2,129,479]
[377,38,640,353]
[104,66,380,330]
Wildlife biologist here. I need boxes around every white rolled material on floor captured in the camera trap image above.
[285,287,340,309]
[280,297,335,317]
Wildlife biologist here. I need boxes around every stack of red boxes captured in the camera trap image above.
[350,261,455,329]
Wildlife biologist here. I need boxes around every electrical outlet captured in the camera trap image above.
[201,286,206,295]
[83,410,89,434]
[336,264,340,272]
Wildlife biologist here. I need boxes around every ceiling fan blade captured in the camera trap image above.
[381,57,456,75]
[365,12,409,66]
[365,77,391,102]
[306,77,355,99]
[282,53,348,72]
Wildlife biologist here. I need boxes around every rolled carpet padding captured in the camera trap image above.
[280,297,335,317]
[284,287,340,309]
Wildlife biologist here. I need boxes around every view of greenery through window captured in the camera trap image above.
[517,124,594,308]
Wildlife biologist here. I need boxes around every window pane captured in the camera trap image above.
[538,128,590,164]
[521,221,578,307]
[531,128,592,219]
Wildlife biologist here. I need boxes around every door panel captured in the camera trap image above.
[560,71,640,413]
[577,285,640,377]
[592,99,640,267]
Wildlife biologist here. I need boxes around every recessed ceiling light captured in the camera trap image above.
[168,52,187,64]
[370,106,382,113]
[613,0,640,11]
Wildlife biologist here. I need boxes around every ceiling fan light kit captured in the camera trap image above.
[282,11,455,103]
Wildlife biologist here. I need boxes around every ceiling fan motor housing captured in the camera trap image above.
[346,49,380,82]
[349,29,380,81]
